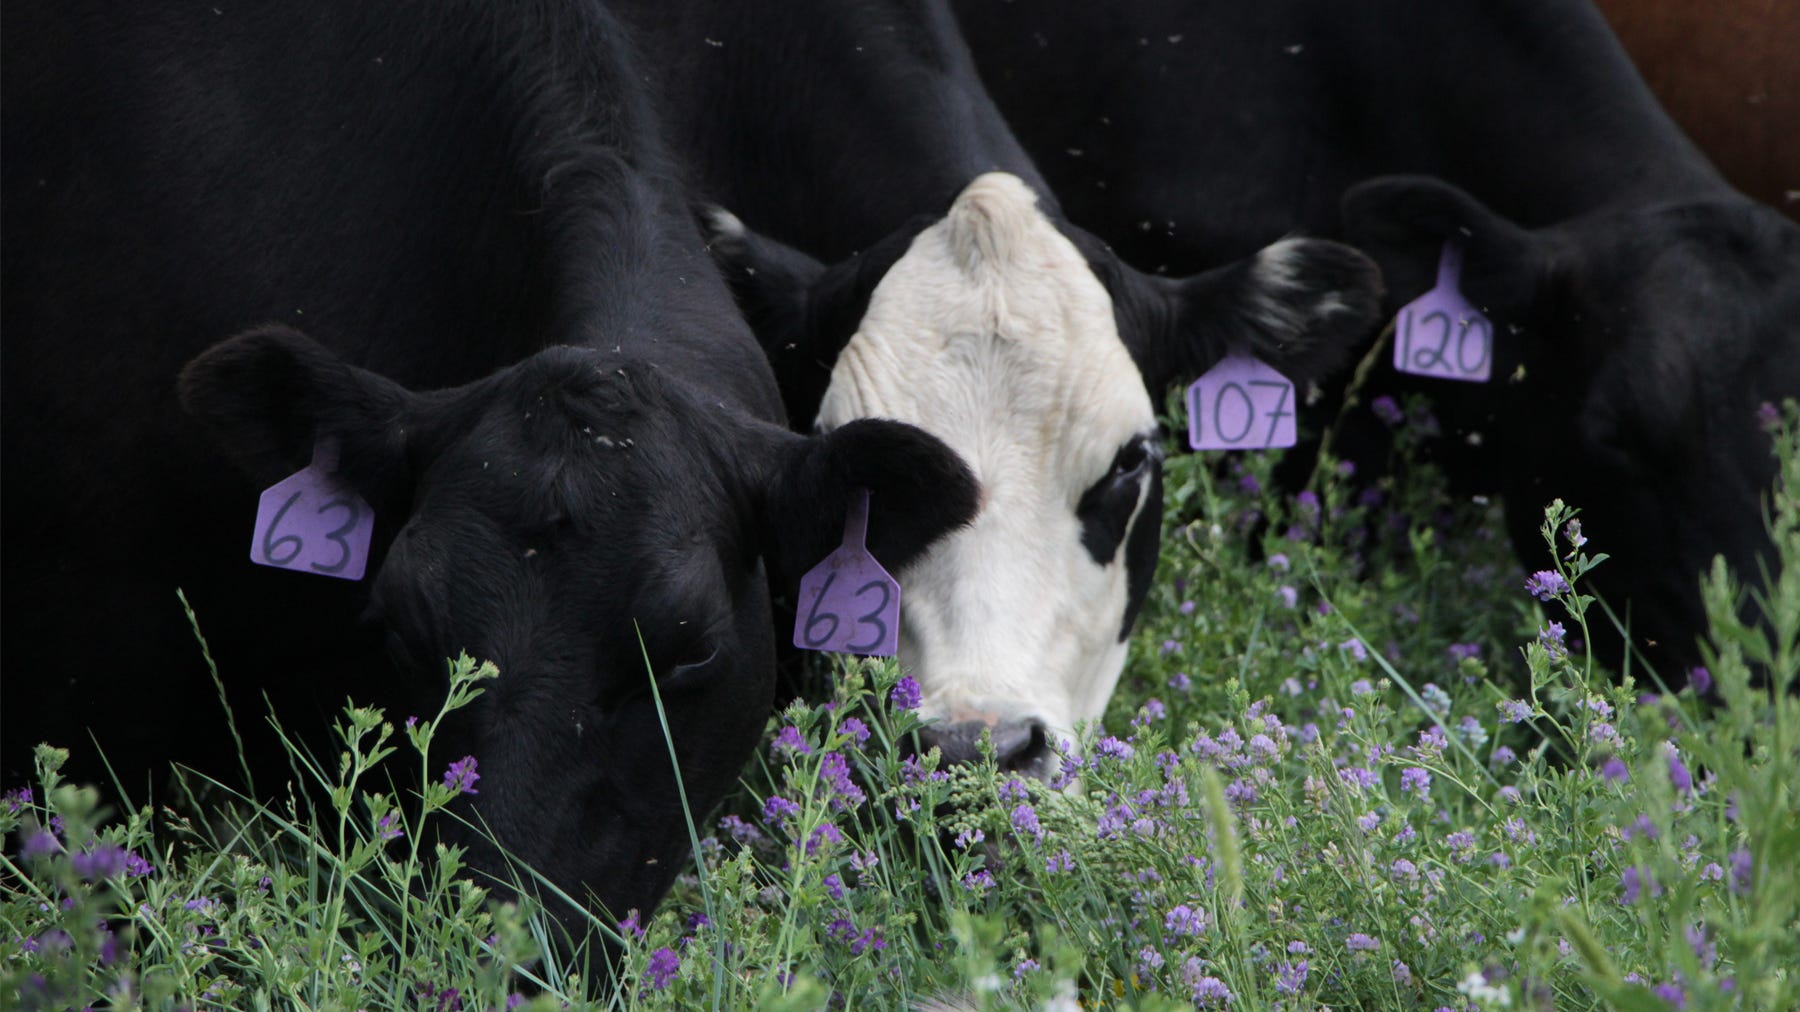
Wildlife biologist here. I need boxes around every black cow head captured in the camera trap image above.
[707,173,1381,775]
[179,326,978,931]
[1345,175,1800,678]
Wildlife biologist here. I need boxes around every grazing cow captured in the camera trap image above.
[1593,0,1800,219]
[0,0,978,937]
[610,0,1384,773]
[952,0,1800,679]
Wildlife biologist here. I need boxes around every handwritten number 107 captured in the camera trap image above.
[1208,379,1291,445]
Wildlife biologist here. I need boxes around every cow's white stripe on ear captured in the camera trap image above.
[817,172,1158,764]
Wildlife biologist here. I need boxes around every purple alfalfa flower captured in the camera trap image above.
[1457,715,1489,747]
[1621,865,1662,904]
[124,850,155,877]
[618,908,647,940]
[1562,516,1588,554]
[1525,569,1570,601]
[1538,621,1568,659]
[818,752,866,810]
[1191,975,1234,1008]
[1345,933,1380,953]
[1653,982,1688,1008]
[1164,904,1207,937]
[1013,958,1040,980]
[1728,849,1753,895]
[823,873,845,901]
[442,756,480,795]
[1491,745,1518,769]
[1371,395,1404,426]
[1277,585,1299,609]
[771,725,812,759]
[1168,671,1193,691]
[1393,960,1413,986]
[1421,683,1452,715]
[1161,638,1184,656]
[761,795,801,829]
[1238,473,1262,495]
[19,827,60,860]
[1349,678,1374,696]
[997,777,1030,803]
[837,717,871,749]
[1600,756,1630,784]
[505,994,524,1010]
[806,822,843,856]
[376,812,404,842]
[1267,552,1292,572]
[1689,666,1713,694]
[1136,946,1166,974]
[1179,599,1197,616]
[1414,724,1448,757]
[1295,490,1320,516]
[404,715,419,730]
[1757,400,1781,430]
[1445,830,1476,862]
[1686,922,1718,967]
[1447,642,1482,663]
[1663,744,1694,794]
[436,988,463,1012]
[719,813,764,846]
[1356,811,1382,833]
[643,947,680,991]
[1095,736,1135,763]
[1497,698,1533,723]
[1133,698,1167,726]
[1700,862,1724,883]
[70,843,128,880]
[1339,638,1368,662]
[1338,766,1379,791]
[962,868,995,894]
[2,786,31,814]
[1400,766,1432,800]
[889,676,922,711]
[953,827,986,850]
[1010,803,1044,843]
[1274,960,1310,996]
[1046,849,1075,873]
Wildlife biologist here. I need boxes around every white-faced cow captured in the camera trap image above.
[609,0,1385,773]
[0,0,977,941]
[953,0,1800,680]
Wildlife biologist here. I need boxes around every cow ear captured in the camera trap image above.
[753,418,980,588]
[1342,174,1545,314]
[178,325,413,501]
[1135,237,1384,391]
[703,207,934,425]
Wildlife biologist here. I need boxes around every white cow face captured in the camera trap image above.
[817,173,1160,775]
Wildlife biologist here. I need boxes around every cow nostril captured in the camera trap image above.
[992,719,1049,774]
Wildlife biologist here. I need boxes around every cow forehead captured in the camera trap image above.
[818,173,1155,475]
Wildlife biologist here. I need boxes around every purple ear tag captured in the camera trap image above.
[1185,354,1297,450]
[793,488,901,656]
[1392,240,1493,382]
[249,439,374,580]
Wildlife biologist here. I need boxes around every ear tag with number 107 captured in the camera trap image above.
[793,488,900,656]
[250,439,374,580]
[1186,354,1296,451]
[1393,240,1493,382]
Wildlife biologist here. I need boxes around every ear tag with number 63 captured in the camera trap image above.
[250,439,374,580]
[793,488,900,656]
[1392,240,1493,383]
[1186,354,1296,451]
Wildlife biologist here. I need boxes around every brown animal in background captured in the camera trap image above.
[1594,0,1800,219]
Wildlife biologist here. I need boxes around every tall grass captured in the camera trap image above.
[5,401,1796,1009]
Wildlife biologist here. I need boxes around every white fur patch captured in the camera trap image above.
[817,172,1156,749]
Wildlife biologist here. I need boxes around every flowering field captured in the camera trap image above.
[5,399,1798,1010]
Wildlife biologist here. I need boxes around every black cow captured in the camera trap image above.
[607,0,1384,772]
[953,0,1800,679]
[0,0,977,938]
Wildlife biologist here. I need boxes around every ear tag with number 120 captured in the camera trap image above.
[250,439,374,580]
[793,488,900,656]
[1393,240,1493,382]
[1186,354,1297,450]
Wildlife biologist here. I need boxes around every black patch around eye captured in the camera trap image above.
[1075,435,1160,568]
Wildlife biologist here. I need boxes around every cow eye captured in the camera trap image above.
[1107,437,1158,482]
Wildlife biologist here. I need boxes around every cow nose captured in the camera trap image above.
[917,717,1050,776]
